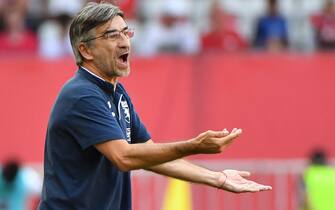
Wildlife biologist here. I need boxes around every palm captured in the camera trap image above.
[221,169,272,193]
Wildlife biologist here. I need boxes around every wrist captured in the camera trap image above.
[176,139,197,156]
[208,171,227,188]
[217,171,227,189]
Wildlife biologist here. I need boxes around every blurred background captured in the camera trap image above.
[0,0,335,209]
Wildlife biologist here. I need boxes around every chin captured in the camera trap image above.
[116,68,130,77]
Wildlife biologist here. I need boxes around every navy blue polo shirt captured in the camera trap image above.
[39,67,151,210]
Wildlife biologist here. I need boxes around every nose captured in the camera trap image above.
[117,33,131,49]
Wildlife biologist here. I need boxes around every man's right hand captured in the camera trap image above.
[96,128,242,171]
[189,128,242,154]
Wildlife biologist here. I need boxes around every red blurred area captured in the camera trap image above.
[0,53,334,163]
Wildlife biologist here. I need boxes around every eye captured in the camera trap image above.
[105,32,119,39]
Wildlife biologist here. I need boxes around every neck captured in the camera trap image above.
[82,62,118,85]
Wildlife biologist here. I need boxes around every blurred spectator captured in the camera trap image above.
[0,0,38,55]
[0,159,42,210]
[134,0,199,56]
[95,0,138,20]
[201,0,247,53]
[253,0,288,52]
[47,0,84,17]
[299,149,335,210]
[25,0,49,33]
[38,13,73,59]
[37,0,85,59]
[311,0,335,51]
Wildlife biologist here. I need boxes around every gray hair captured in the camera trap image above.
[69,2,124,66]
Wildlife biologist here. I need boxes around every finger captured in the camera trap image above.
[206,129,230,138]
[198,130,214,138]
[237,182,260,193]
[227,182,261,193]
[238,171,251,177]
[232,128,242,135]
[250,183,272,192]
[219,129,242,145]
[231,128,238,133]
[222,128,229,136]
[259,185,272,191]
[246,182,272,192]
[250,181,272,191]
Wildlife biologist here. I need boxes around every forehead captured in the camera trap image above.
[96,15,127,32]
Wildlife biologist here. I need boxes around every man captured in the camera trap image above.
[299,149,335,210]
[38,2,271,210]
[253,0,288,51]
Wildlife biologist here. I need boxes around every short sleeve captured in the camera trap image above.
[127,100,151,144]
[65,94,125,150]
[130,110,151,144]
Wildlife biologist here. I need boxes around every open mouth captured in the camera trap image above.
[118,53,129,63]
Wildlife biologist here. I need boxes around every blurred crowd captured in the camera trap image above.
[0,159,41,210]
[0,0,335,58]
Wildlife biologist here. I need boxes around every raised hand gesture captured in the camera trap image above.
[218,169,272,193]
[190,128,242,154]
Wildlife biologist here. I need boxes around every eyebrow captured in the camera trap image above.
[104,26,128,34]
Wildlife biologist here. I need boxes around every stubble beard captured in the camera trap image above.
[96,59,131,79]
[112,67,130,77]
[111,56,131,77]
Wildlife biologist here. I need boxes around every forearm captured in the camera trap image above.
[145,159,221,188]
[125,141,197,169]
[146,160,273,193]
[96,140,196,171]
[96,128,241,172]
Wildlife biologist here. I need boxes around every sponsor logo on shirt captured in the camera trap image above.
[126,128,131,142]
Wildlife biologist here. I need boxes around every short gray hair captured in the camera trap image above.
[69,2,124,66]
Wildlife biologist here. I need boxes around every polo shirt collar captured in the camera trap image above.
[78,66,117,94]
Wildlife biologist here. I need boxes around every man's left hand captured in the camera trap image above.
[218,169,272,193]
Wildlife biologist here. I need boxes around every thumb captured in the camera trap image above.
[238,171,251,177]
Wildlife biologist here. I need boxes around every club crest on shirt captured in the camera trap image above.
[119,96,131,142]
[120,100,130,124]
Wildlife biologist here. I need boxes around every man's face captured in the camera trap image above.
[90,16,131,80]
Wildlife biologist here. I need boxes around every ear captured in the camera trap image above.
[78,42,94,61]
